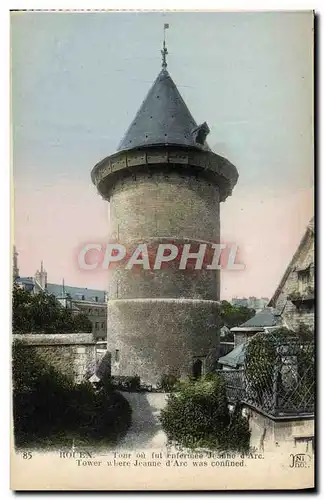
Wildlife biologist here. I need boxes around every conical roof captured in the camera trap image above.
[117,68,210,152]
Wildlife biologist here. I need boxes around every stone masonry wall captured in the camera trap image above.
[13,333,97,384]
[234,332,248,347]
[109,298,220,385]
[247,406,314,454]
[107,168,221,385]
[274,234,314,332]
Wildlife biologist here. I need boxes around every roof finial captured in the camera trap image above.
[161,23,169,69]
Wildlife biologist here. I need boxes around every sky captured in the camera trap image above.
[11,11,314,299]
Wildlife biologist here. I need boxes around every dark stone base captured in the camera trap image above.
[108,298,220,385]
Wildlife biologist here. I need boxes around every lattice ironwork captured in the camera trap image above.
[217,331,314,417]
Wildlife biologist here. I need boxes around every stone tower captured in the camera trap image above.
[91,52,238,385]
[13,245,19,280]
[35,261,48,290]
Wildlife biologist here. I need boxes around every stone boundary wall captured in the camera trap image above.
[243,404,314,454]
[13,333,97,383]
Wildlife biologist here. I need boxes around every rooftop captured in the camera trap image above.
[117,68,210,153]
[91,48,239,203]
[218,342,247,368]
[14,277,107,304]
[46,283,106,303]
[231,308,281,332]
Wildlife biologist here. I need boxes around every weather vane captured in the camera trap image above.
[161,23,169,69]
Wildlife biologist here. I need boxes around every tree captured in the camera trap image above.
[220,301,255,329]
[12,284,92,334]
[219,301,255,342]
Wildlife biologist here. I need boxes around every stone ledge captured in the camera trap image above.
[108,297,220,305]
[91,147,238,202]
[13,333,96,346]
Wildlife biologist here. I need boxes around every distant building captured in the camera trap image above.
[13,252,107,341]
[47,282,107,341]
[231,297,249,308]
[231,296,269,312]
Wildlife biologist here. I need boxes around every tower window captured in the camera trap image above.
[82,295,85,300]
[192,359,203,379]
[192,357,205,379]
[115,349,120,362]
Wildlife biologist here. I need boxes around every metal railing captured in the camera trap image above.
[216,334,314,418]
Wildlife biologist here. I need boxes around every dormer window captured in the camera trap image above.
[289,263,314,310]
[192,122,210,146]
[297,266,311,294]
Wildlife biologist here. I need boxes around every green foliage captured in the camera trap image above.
[245,326,314,411]
[226,403,251,452]
[12,341,131,448]
[112,375,141,391]
[217,301,254,344]
[160,374,250,452]
[12,284,92,334]
[157,374,179,392]
[219,301,255,330]
[295,322,313,341]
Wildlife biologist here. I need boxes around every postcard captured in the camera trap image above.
[11,9,315,491]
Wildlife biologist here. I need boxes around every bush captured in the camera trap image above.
[160,374,250,452]
[226,403,251,452]
[12,341,132,448]
[157,374,179,392]
[112,375,141,391]
[69,384,132,441]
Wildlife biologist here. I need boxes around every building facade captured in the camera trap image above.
[13,251,108,341]
[91,55,238,384]
[268,218,315,332]
[46,283,107,341]
[219,217,315,366]
[231,296,269,312]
